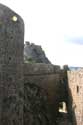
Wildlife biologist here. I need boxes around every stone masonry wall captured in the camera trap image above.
[0,3,76,125]
[67,69,83,125]
[0,4,24,125]
[24,63,67,120]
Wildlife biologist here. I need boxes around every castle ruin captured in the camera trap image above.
[0,3,82,125]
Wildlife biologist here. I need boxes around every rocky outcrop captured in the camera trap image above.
[24,41,51,63]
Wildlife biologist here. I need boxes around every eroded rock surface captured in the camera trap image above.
[24,41,51,64]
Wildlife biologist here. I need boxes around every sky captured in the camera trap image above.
[0,0,83,67]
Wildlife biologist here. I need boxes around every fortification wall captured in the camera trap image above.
[67,69,83,125]
[0,3,72,125]
[24,63,67,118]
[0,4,24,125]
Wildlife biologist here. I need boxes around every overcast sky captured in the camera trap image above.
[0,0,83,67]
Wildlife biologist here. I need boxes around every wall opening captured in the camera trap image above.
[77,86,79,93]
[57,102,69,124]
[59,102,67,113]
[9,57,11,61]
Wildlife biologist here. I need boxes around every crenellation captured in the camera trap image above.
[0,3,83,125]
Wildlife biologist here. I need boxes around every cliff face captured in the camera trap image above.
[24,41,51,63]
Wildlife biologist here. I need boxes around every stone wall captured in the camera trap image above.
[0,3,77,125]
[0,4,24,125]
[24,63,67,120]
[67,69,83,125]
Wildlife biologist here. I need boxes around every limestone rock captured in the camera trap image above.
[24,41,51,64]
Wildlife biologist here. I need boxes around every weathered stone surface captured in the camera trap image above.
[0,3,83,125]
[24,63,60,74]
[56,113,72,125]
[24,41,51,64]
[0,4,24,64]
[67,69,83,125]
[24,82,55,125]
[24,63,68,122]
[0,4,24,125]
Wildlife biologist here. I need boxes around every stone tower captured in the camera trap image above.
[0,4,24,125]
[67,69,83,125]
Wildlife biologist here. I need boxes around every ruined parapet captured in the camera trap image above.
[67,69,83,125]
[0,4,24,125]
[24,63,60,75]
[0,3,77,125]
